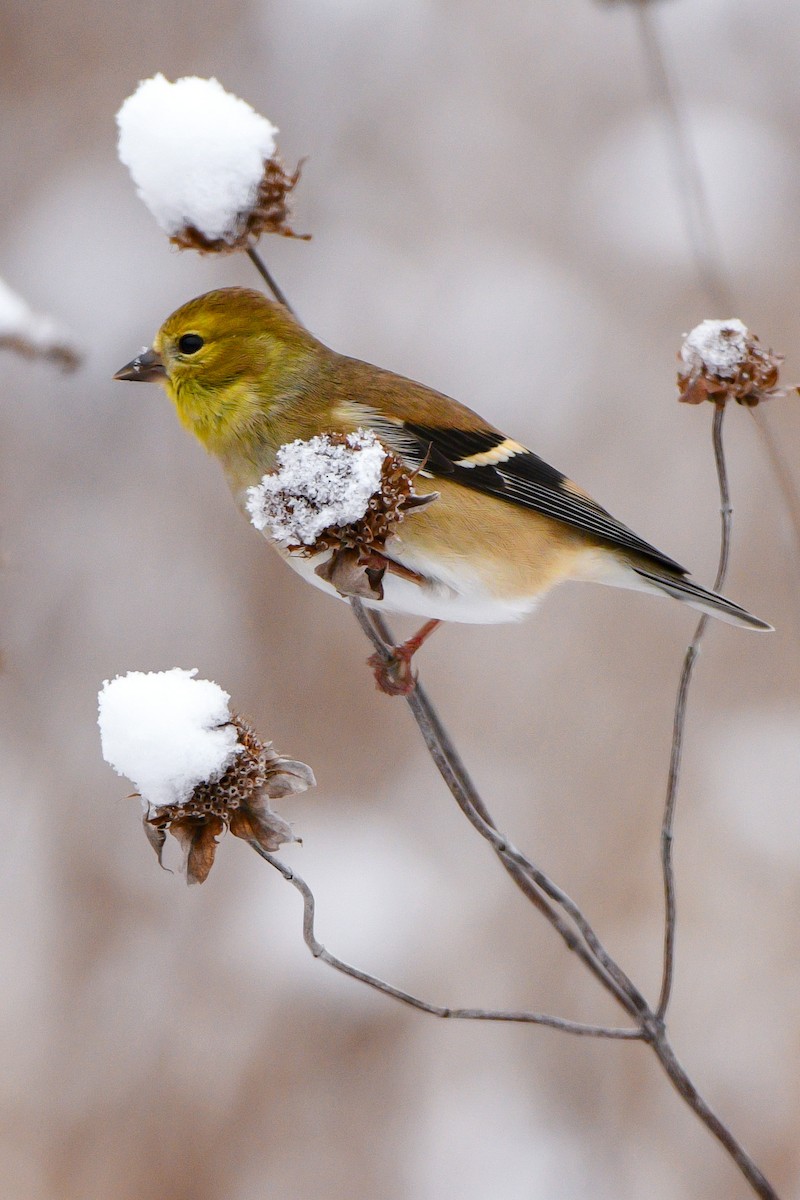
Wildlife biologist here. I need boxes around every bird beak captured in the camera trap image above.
[113,347,166,382]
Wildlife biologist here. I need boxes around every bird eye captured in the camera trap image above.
[178,333,204,355]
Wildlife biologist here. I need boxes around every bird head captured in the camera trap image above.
[114,287,318,454]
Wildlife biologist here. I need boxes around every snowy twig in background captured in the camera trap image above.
[629,0,732,312]
[0,276,80,371]
[116,75,307,254]
[98,669,313,883]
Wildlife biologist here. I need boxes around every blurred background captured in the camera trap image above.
[1,0,798,1196]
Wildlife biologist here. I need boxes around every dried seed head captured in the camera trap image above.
[144,714,314,884]
[248,430,435,555]
[677,319,795,407]
[246,430,438,601]
[301,440,429,554]
[116,75,309,252]
[170,157,309,252]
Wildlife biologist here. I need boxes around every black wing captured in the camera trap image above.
[402,421,686,575]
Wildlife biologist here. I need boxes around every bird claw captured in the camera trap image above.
[368,649,418,696]
[366,619,441,696]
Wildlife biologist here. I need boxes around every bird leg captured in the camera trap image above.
[369,619,442,696]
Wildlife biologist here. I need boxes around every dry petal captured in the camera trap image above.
[230,804,296,854]
[262,753,316,798]
[315,547,386,600]
[167,815,224,885]
[142,816,168,868]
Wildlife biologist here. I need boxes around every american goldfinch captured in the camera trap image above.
[115,287,769,681]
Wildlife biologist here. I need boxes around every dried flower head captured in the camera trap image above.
[246,430,438,600]
[171,158,308,252]
[144,716,314,884]
[98,669,314,884]
[116,75,307,252]
[677,319,795,407]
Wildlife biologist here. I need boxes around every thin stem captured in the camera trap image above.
[652,1038,780,1200]
[352,601,781,1198]
[353,600,650,1024]
[633,1,733,312]
[748,406,800,568]
[246,246,296,315]
[657,404,729,1020]
[250,843,642,1039]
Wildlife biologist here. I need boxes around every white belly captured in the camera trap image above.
[279,545,539,625]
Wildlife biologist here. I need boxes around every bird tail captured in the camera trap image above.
[630,566,772,631]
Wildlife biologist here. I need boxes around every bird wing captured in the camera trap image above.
[367,416,687,576]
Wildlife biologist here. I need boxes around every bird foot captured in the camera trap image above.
[367,619,442,696]
[368,648,418,696]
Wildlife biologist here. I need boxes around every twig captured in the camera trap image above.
[748,406,800,569]
[246,246,296,314]
[352,609,779,1198]
[351,600,646,1021]
[632,0,732,312]
[652,1037,780,1200]
[249,842,641,1039]
[657,404,730,1019]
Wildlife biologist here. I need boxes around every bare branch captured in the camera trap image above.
[658,404,731,1018]
[352,600,648,1021]
[632,0,732,311]
[246,246,296,315]
[249,842,642,1039]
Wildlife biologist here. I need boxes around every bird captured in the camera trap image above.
[115,286,770,693]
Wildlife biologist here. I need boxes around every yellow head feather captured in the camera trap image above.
[154,287,320,457]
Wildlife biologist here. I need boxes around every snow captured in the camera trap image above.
[680,319,749,379]
[116,75,278,242]
[246,430,387,546]
[98,668,241,810]
[0,276,73,354]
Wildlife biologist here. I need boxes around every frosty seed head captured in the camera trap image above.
[245,430,438,601]
[116,75,307,252]
[677,319,794,408]
[144,715,315,885]
[99,670,314,883]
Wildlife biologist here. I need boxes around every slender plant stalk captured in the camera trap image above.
[244,247,781,1198]
[352,602,644,1019]
[351,609,778,1199]
[633,0,732,313]
[748,405,800,570]
[657,404,730,1019]
[246,246,295,312]
[249,843,640,1038]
